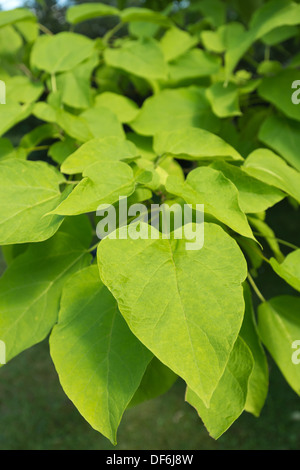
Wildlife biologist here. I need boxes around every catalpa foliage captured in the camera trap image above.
[0,0,299,444]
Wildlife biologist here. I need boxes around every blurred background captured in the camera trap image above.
[0,0,300,450]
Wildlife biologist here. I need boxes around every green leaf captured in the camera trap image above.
[130,86,220,136]
[270,250,300,292]
[206,82,241,118]
[160,27,197,62]
[0,25,22,57]
[94,92,139,123]
[186,337,253,439]
[104,38,168,80]
[48,137,77,165]
[56,109,93,142]
[120,7,172,27]
[166,167,255,240]
[248,215,284,262]
[243,148,300,203]
[61,137,138,175]
[240,283,268,417]
[0,138,16,160]
[225,0,300,78]
[0,8,35,28]
[19,124,60,155]
[129,21,160,39]
[0,231,92,364]
[129,357,177,408]
[50,265,152,444]
[66,3,119,24]
[80,107,125,140]
[261,24,298,46]
[15,19,38,43]
[154,127,243,162]
[57,54,99,109]
[31,32,95,73]
[5,76,43,105]
[195,0,226,28]
[258,115,300,172]
[167,49,221,82]
[258,296,300,395]
[258,70,300,122]
[0,104,32,137]
[98,222,247,406]
[126,133,155,161]
[52,161,135,216]
[210,161,285,213]
[0,159,68,245]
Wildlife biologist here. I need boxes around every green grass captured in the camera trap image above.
[0,339,300,450]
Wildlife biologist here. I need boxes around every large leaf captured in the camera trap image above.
[50,265,152,444]
[66,3,119,24]
[186,337,253,439]
[258,296,300,395]
[130,86,220,136]
[61,137,139,175]
[52,161,135,215]
[56,54,99,109]
[167,49,220,82]
[211,161,285,213]
[129,357,177,408]
[5,76,43,105]
[0,231,92,363]
[0,8,35,28]
[240,283,268,417]
[166,167,255,240]
[270,250,300,292]
[80,107,125,140]
[98,222,247,406]
[94,92,139,123]
[104,38,168,80]
[31,32,95,73]
[243,148,300,203]
[0,104,32,137]
[258,115,300,172]
[120,7,172,27]
[206,82,241,118]
[0,159,68,245]
[258,70,300,122]
[160,27,197,62]
[154,127,243,162]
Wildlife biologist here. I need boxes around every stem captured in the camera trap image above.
[252,231,299,251]
[38,23,53,35]
[18,63,33,79]
[147,78,160,95]
[51,73,57,93]
[87,242,100,253]
[103,22,123,44]
[264,46,270,62]
[27,145,50,152]
[247,272,266,303]
[154,153,168,168]
[240,238,270,263]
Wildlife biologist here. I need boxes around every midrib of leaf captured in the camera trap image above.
[0,193,60,225]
